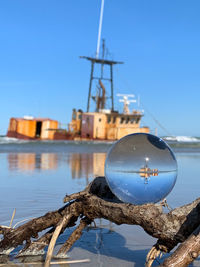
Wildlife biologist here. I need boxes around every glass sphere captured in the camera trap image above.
[105,133,177,205]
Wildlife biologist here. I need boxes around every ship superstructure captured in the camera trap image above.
[67,41,149,140]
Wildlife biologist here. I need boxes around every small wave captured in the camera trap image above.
[176,136,199,142]
[1,135,199,145]
[164,136,200,143]
[0,136,30,144]
[0,136,114,146]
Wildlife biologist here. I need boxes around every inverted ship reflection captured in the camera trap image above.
[139,157,159,184]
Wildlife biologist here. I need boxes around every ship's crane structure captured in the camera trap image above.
[80,41,123,113]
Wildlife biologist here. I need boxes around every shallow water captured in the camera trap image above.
[0,141,200,266]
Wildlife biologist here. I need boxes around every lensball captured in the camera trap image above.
[105,133,177,205]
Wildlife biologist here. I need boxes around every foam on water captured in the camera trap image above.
[0,136,29,144]
[164,136,200,142]
[0,136,114,145]
[0,136,113,153]
[1,135,200,144]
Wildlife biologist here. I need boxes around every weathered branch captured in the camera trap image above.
[0,176,200,267]
[0,203,80,254]
[159,224,200,267]
[44,215,71,267]
[56,216,92,257]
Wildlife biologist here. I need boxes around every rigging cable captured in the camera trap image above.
[114,68,173,136]
[140,101,173,137]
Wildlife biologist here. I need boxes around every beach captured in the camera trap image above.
[0,138,200,266]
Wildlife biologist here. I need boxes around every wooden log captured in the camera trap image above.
[0,203,80,254]
[1,176,200,267]
[159,224,200,267]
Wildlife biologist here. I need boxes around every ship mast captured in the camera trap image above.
[80,0,123,113]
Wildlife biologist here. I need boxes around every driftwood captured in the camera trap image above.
[0,176,200,266]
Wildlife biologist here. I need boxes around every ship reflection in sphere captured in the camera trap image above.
[105,133,177,205]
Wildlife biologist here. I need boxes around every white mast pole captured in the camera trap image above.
[96,0,105,59]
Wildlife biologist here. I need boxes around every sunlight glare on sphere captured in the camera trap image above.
[105,133,177,205]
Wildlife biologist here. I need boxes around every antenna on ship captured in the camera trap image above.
[80,0,123,113]
[117,94,137,114]
[96,0,105,59]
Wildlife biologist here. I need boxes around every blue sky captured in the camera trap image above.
[0,0,200,136]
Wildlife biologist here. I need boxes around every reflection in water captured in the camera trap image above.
[7,153,106,179]
[4,152,107,225]
[8,153,58,171]
[68,153,106,179]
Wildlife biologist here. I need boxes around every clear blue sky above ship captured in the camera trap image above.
[0,0,200,137]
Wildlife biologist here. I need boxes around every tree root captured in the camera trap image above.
[0,176,200,266]
[44,215,71,267]
[56,216,92,258]
[145,241,169,267]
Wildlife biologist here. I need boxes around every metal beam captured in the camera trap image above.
[80,56,123,66]
[87,62,94,112]
[110,64,114,111]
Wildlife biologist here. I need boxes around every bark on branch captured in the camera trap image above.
[0,176,200,267]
